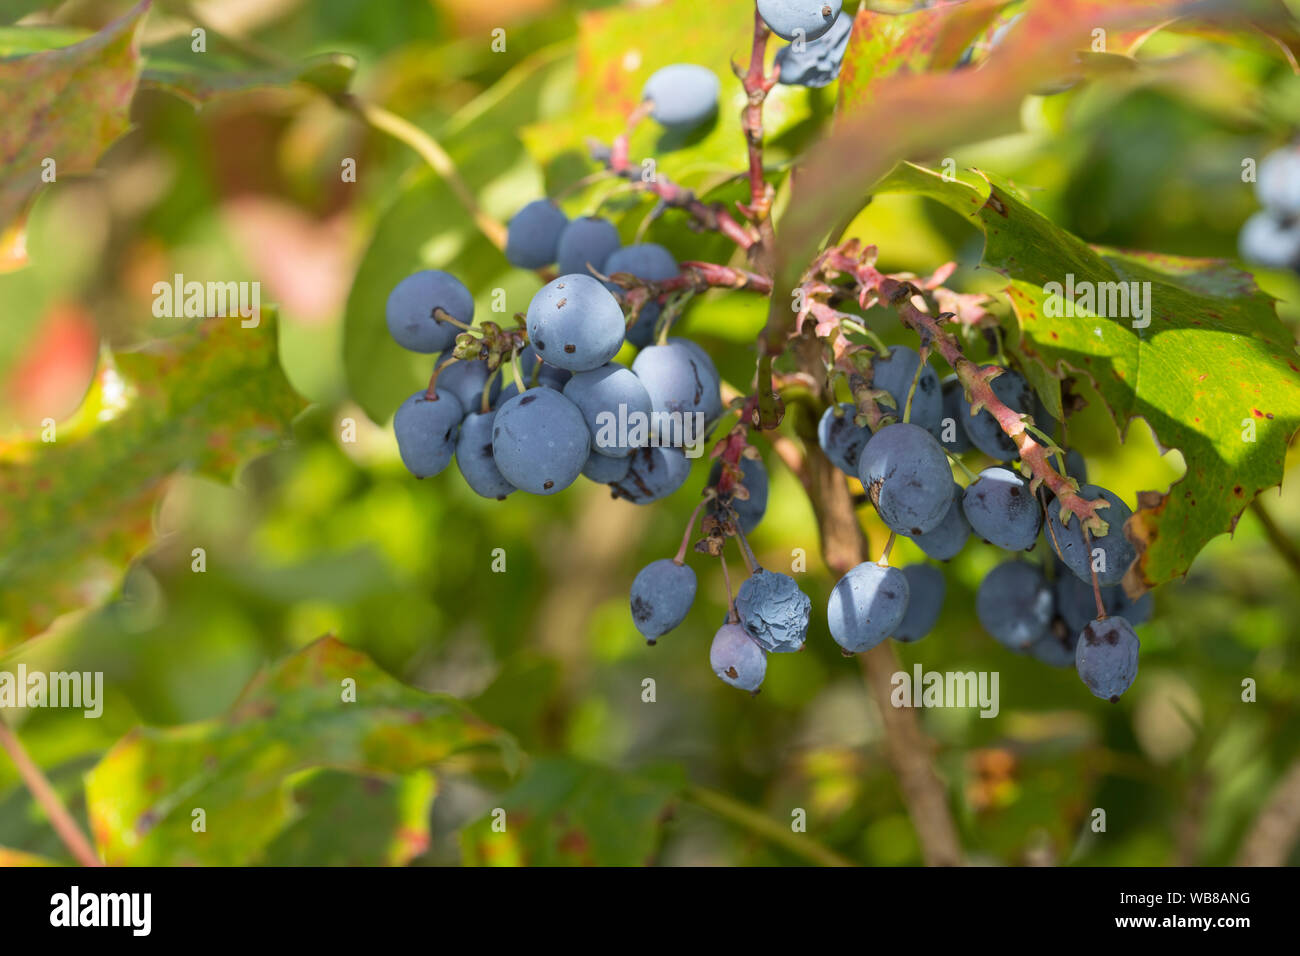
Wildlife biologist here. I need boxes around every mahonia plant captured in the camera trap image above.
[385,1,1300,704]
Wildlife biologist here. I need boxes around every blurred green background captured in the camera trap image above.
[2,0,1300,866]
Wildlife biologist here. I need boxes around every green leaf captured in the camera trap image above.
[0,312,304,647]
[85,636,516,865]
[459,758,684,866]
[263,769,437,866]
[141,52,356,106]
[0,0,148,239]
[879,163,1300,590]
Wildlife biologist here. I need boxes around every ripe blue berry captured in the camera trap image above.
[526,274,626,372]
[818,402,872,476]
[491,387,590,495]
[909,482,971,561]
[858,423,954,536]
[386,270,473,354]
[871,345,942,433]
[757,0,843,42]
[456,411,515,500]
[556,216,622,278]
[393,389,465,479]
[609,446,692,504]
[630,558,697,643]
[893,564,944,643]
[710,623,767,692]
[604,244,679,347]
[957,367,1034,461]
[582,449,632,484]
[1046,483,1136,587]
[828,561,910,654]
[563,362,653,458]
[962,466,1043,552]
[642,64,720,131]
[1075,616,1140,701]
[505,199,569,269]
[975,560,1054,651]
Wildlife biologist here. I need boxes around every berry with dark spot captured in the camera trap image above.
[630,558,697,643]
[393,389,465,479]
[710,622,767,692]
[1075,615,1140,701]
[962,466,1043,552]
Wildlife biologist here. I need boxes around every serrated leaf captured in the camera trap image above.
[878,162,1300,590]
[0,0,148,240]
[770,0,1288,334]
[141,52,356,106]
[0,313,304,646]
[459,757,684,866]
[85,636,515,866]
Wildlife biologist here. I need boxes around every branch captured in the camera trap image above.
[1250,497,1300,585]
[818,247,1108,536]
[0,719,103,867]
[790,337,964,866]
[684,784,856,867]
[588,139,758,250]
[735,8,778,253]
[1237,758,1300,866]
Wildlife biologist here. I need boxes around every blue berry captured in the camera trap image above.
[491,387,590,495]
[1054,571,1153,635]
[1046,483,1136,587]
[958,367,1034,461]
[434,352,500,414]
[526,274,626,372]
[604,244,679,347]
[775,9,852,87]
[894,564,944,643]
[556,217,622,279]
[632,342,723,439]
[642,64,720,131]
[872,345,942,432]
[827,561,910,654]
[818,402,872,476]
[563,362,653,458]
[757,0,843,42]
[517,345,572,392]
[630,558,697,643]
[858,423,954,536]
[386,270,473,354]
[505,199,569,269]
[393,389,465,479]
[1257,146,1300,215]
[456,411,515,500]
[937,376,972,453]
[962,466,1043,551]
[609,446,692,504]
[1075,616,1140,701]
[976,560,1054,651]
[910,482,971,561]
[736,568,812,653]
[582,449,632,484]
[710,623,767,692]
[1028,625,1078,668]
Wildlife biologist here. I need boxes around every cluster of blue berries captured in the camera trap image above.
[1240,143,1300,271]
